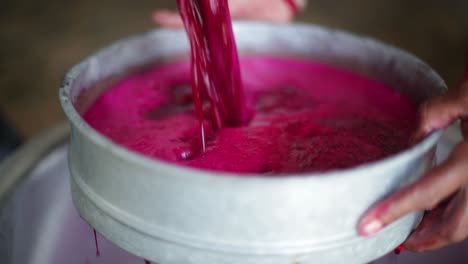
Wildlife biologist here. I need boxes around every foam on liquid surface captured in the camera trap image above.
[83,56,417,174]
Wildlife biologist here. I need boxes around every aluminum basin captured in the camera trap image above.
[59,22,446,264]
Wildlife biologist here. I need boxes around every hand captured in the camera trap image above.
[358,69,468,252]
[153,0,306,28]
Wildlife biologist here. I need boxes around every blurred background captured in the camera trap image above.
[0,0,467,141]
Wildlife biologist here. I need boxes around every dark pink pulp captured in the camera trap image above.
[83,56,418,174]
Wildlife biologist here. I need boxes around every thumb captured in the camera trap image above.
[358,142,468,236]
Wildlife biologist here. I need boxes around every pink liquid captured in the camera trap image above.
[177,0,246,153]
[83,56,417,174]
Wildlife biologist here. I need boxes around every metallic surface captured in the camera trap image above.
[59,23,447,263]
[0,124,466,264]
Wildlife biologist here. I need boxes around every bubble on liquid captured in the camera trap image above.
[174,147,196,161]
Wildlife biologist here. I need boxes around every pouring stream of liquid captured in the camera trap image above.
[177,0,246,151]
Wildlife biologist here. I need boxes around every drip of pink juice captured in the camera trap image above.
[83,56,418,173]
[93,228,100,257]
[394,244,407,255]
[177,0,246,151]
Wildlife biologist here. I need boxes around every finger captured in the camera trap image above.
[413,92,468,140]
[152,10,184,28]
[358,141,468,236]
[404,188,468,252]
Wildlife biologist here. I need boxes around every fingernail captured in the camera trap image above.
[361,219,383,236]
